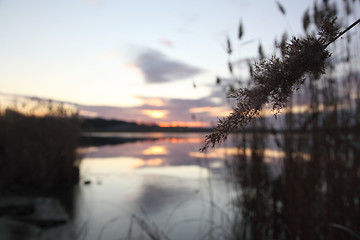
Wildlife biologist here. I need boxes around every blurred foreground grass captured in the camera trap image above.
[0,100,80,195]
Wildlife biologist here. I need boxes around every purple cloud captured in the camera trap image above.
[133,48,203,83]
[75,94,228,125]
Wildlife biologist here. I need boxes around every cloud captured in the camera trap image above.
[189,106,231,117]
[133,48,203,83]
[137,97,166,107]
[134,179,193,214]
[0,87,229,126]
[78,110,98,118]
[75,94,227,126]
[141,109,168,119]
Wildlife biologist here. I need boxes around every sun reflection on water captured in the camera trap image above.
[189,147,310,163]
[142,145,168,155]
[143,158,164,166]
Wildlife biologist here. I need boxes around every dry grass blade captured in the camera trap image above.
[226,37,232,55]
[130,213,171,240]
[97,216,122,240]
[238,20,244,40]
[329,223,360,239]
[276,1,286,15]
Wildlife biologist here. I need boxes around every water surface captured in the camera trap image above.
[64,132,233,240]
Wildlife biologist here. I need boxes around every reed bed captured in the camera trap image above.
[222,1,360,239]
[0,100,80,195]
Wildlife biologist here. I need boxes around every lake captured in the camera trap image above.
[41,131,360,239]
[53,132,237,240]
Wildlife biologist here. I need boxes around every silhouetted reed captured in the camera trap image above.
[227,121,360,239]
[0,99,80,195]
[206,1,360,239]
[219,1,360,239]
[201,14,359,151]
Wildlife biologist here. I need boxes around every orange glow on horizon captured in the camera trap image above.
[142,109,167,119]
[158,121,207,128]
[79,110,98,118]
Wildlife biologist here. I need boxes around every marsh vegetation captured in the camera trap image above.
[0,100,80,195]
[209,0,360,239]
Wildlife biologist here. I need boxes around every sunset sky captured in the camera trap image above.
[0,0,321,126]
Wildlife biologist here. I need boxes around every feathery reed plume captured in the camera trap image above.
[200,18,359,152]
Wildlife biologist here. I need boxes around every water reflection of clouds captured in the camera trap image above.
[79,137,205,167]
[77,146,98,154]
[191,147,310,164]
[78,135,220,180]
[142,145,168,155]
[77,135,231,237]
[133,175,196,214]
[78,136,310,178]
[80,157,145,174]
[143,158,164,166]
[78,137,230,184]
[81,157,169,175]
[136,166,210,179]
